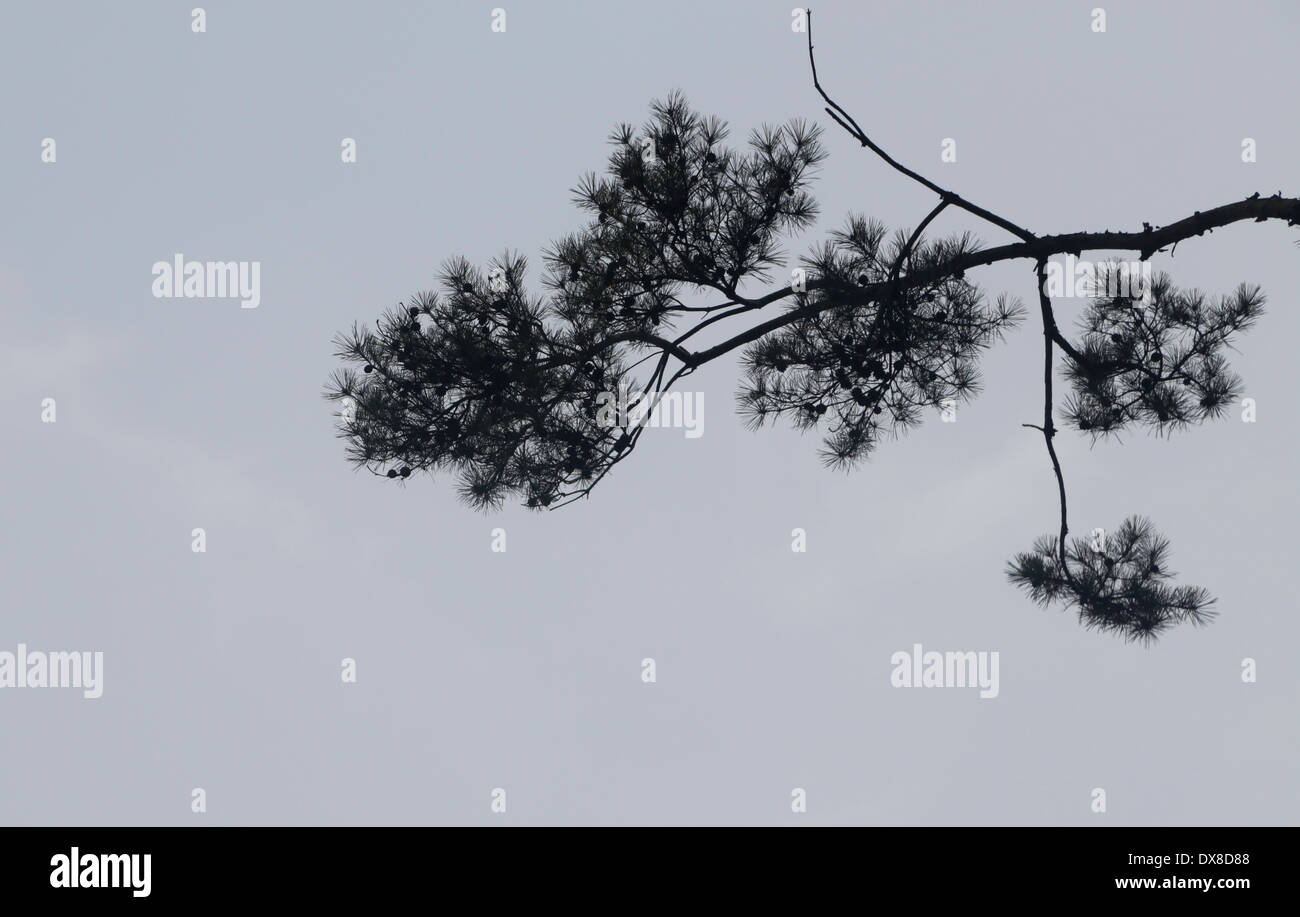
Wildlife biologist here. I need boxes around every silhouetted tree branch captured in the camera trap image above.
[327,15,1295,641]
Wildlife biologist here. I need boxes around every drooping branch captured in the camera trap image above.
[1030,259,1071,572]
[1008,263,1222,642]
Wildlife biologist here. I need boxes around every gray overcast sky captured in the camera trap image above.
[0,0,1296,825]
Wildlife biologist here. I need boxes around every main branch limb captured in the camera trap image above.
[672,195,1300,368]
[587,194,1298,376]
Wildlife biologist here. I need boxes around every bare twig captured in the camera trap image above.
[1033,259,1072,574]
[807,8,1037,243]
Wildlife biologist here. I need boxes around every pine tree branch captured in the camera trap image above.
[327,37,1284,639]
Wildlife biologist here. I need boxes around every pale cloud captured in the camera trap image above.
[0,310,317,560]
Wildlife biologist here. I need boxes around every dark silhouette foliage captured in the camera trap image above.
[1060,267,1264,437]
[1007,517,1215,643]
[738,222,1024,469]
[327,16,1300,641]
